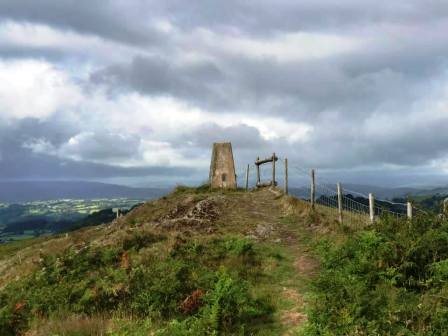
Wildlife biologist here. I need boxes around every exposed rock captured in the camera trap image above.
[247,223,274,240]
[155,198,220,232]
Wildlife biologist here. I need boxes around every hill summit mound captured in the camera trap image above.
[0,186,315,335]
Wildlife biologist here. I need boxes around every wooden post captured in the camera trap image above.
[272,152,276,186]
[284,158,288,195]
[245,164,249,191]
[256,156,260,184]
[407,202,413,219]
[311,169,316,209]
[337,183,343,224]
[369,193,375,224]
[444,198,448,216]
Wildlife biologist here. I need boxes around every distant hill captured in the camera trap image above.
[290,183,447,200]
[413,186,448,196]
[337,183,423,199]
[0,181,170,203]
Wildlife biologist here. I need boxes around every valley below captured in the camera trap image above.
[0,199,144,243]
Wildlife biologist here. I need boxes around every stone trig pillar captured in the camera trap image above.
[209,142,237,189]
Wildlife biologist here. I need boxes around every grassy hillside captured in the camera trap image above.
[0,186,446,335]
[0,187,316,335]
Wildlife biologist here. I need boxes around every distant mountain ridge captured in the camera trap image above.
[2,180,446,204]
[0,181,171,203]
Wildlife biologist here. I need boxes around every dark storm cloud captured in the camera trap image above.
[90,55,226,108]
[181,123,267,149]
[0,150,192,180]
[0,46,66,62]
[0,118,194,180]
[91,37,447,122]
[301,115,448,169]
[4,0,448,41]
[146,0,448,34]
[0,0,162,46]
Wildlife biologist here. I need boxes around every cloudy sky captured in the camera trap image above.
[0,0,447,187]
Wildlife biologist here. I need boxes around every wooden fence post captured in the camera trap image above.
[245,164,249,191]
[407,202,413,220]
[256,157,260,185]
[443,198,448,216]
[337,182,343,225]
[369,193,375,224]
[272,152,276,186]
[311,169,316,209]
[284,158,288,195]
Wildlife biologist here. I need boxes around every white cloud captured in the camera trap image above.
[181,28,362,62]
[13,74,312,168]
[22,138,56,154]
[0,21,147,63]
[140,140,208,168]
[0,59,82,120]
[0,21,96,50]
[240,117,313,143]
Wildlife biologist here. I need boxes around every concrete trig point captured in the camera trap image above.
[209,142,237,189]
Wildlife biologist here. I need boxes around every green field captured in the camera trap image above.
[0,198,145,243]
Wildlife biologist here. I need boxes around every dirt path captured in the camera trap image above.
[215,188,318,333]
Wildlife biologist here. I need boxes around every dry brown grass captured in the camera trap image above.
[26,315,110,336]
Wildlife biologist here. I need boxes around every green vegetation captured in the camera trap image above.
[301,213,448,335]
[0,233,279,335]
[1,186,446,335]
[394,193,448,213]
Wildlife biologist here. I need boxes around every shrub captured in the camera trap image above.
[0,235,273,334]
[122,231,165,251]
[158,270,272,335]
[222,237,254,257]
[302,214,448,335]
[129,260,191,317]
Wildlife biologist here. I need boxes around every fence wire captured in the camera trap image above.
[236,156,419,227]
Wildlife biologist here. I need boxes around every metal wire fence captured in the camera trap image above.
[237,155,414,227]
